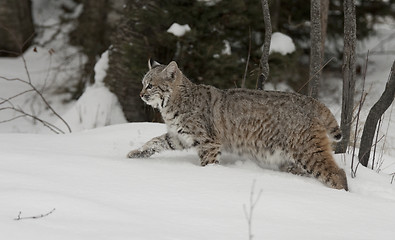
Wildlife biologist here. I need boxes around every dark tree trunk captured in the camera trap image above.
[308,0,322,99]
[335,0,357,153]
[69,0,125,99]
[104,6,156,122]
[0,0,34,56]
[359,61,395,167]
[271,0,281,32]
[70,0,110,85]
[320,0,329,57]
[257,0,272,90]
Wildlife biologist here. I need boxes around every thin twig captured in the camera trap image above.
[22,31,36,51]
[377,100,395,173]
[0,115,26,123]
[350,51,369,177]
[0,49,20,56]
[297,57,334,93]
[14,208,56,221]
[41,49,54,92]
[0,76,28,83]
[243,180,263,240]
[242,27,252,89]
[371,116,382,170]
[0,90,35,105]
[0,106,63,134]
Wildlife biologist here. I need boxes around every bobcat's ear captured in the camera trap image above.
[163,61,179,80]
[148,59,161,70]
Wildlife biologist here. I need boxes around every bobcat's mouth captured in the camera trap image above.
[141,95,162,109]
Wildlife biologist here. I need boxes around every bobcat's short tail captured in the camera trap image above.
[318,105,342,142]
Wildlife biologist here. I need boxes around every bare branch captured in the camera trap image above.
[0,58,72,133]
[1,21,72,133]
[0,89,35,105]
[0,115,26,123]
[0,76,28,83]
[0,106,64,134]
[21,54,33,84]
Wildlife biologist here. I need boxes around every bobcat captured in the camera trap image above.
[127,60,348,191]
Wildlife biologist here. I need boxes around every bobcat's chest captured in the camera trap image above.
[163,111,195,147]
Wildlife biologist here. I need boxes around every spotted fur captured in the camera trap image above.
[127,61,348,191]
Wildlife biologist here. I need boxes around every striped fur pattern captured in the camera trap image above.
[127,61,348,191]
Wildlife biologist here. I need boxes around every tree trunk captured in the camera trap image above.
[69,0,124,100]
[0,0,34,56]
[257,0,272,90]
[309,0,322,99]
[104,5,155,122]
[70,0,111,87]
[335,0,357,153]
[320,0,329,57]
[359,60,395,167]
[271,0,281,32]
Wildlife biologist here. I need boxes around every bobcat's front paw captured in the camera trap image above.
[127,149,148,158]
[200,159,220,166]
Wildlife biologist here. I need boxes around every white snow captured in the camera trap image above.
[197,0,222,6]
[58,50,126,132]
[167,23,191,37]
[93,50,109,85]
[1,122,395,240]
[221,40,232,55]
[1,5,395,239]
[269,32,296,55]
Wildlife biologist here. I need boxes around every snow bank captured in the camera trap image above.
[167,23,191,37]
[269,32,296,55]
[1,123,395,240]
[59,50,126,132]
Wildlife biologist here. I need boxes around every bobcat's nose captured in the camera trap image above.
[139,91,144,98]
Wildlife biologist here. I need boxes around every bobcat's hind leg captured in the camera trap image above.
[293,126,348,191]
[127,133,185,158]
[301,151,348,191]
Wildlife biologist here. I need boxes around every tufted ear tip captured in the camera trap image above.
[148,59,161,70]
[168,61,178,69]
[163,61,179,80]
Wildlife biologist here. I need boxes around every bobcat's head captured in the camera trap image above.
[140,60,181,109]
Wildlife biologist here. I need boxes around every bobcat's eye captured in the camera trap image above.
[146,83,153,90]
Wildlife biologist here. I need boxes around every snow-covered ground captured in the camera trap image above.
[1,2,395,239]
[1,123,395,240]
